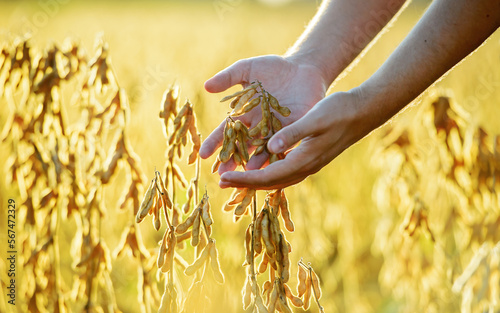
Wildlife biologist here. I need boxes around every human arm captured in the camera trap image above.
[200,0,407,172]
[219,0,500,189]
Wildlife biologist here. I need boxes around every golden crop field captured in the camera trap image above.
[0,1,499,313]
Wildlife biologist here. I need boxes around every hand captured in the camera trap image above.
[218,91,370,190]
[200,55,328,173]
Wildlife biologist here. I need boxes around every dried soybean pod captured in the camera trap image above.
[268,210,281,248]
[253,210,265,254]
[271,113,282,131]
[268,94,286,114]
[233,120,245,132]
[232,88,257,113]
[297,265,308,297]
[228,188,248,205]
[176,231,192,244]
[243,96,262,113]
[211,157,221,173]
[242,276,252,310]
[280,237,290,283]
[261,95,270,137]
[250,279,270,313]
[173,101,190,125]
[184,240,212,276]
[157,230,169,268]
[270,153,280,164]
[279,190,294,232]
[261,123,269,138]
[235,189,255,216]
[191,209,202,246]
[252,138,266,146]
[181,199,192,217]
[233,151,243,167]
[259,253,269,274]
[238,132,249,162]
[239,121,252,141]
[254,292,269,313]
[201,196,213,227]
[269,95,291,117]
[223,201,236,212]
[157,287,171,313]
[243,223,252,266]
[229,96,241,109]
[277,285,293,313]
[255,144,266,155]
[167,145,175,161]
[268,94,279,110]
[153,204,161,231]
[310,268,322,299]
[219,141,235,163]
[188,133,201,165]
[221,91,245,103]
[171,205,181,227]
[168,129,178,145]
[262,280,272,300]
[139,178,155,208]
[188,112,199,138]
[233,96,261,116]
[183,184,194,214]
[302,272,312,310]
[278,106,291,117]
[196,231,208,257]
[233,212,244,223]
[249,121,262,138]
[176,207,200,234]
[283,284,304,307]
[261,210,275,256]
[176,113,192,143]
[161,231,177,273]
[220,83,258,102]
[268,283,278,313]
[159,175,173,210]
[268,190,281,211]
[160,87,178,121]
[136,179,156,223]
[209,240,225,284]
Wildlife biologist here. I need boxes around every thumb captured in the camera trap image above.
[267,117,314,154]
[205,59,251,93]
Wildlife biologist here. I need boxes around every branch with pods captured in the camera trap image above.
[213,81,325,313]
[135,86,225,313]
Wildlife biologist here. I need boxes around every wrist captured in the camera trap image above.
[284,49,339,89]
[348,85,392,137]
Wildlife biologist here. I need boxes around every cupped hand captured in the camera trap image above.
[218,91,371,190]
[200,55,328,173]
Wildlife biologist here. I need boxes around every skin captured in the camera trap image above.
[200,0,500,190]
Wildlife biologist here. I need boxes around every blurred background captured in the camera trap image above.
[1,1,499,313]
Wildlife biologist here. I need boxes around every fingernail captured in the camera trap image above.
[270,138,285,153]
[218,181,229,189]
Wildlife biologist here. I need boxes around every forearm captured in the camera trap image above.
[286,0,407,85]
[355,0,500,134]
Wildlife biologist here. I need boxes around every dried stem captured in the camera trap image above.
[52,186,63,308]
[194,153,201,202]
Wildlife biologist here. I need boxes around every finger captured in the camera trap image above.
[245,150,269,170]
[219,149,314,189]
[204,59,251,93]
[267,112,318,154]
[199,121,226,159]
[219,164,303,190]
[218,157,237,174]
